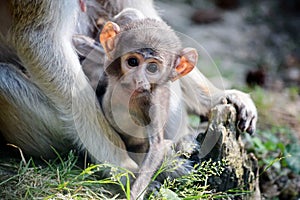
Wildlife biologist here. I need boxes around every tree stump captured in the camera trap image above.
[197,104,261,199]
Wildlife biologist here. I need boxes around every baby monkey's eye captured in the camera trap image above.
[127,57,139,67]
[146,63,159,73]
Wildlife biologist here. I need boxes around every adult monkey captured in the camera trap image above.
[0,0,257,199]
[0,0,138,171]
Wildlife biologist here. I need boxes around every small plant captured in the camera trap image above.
[149,159,251,200]
[245,126,300,175]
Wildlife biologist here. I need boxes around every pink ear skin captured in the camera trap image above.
[99,21,121,58]
[79,0,86,12]
[171,48,198,81]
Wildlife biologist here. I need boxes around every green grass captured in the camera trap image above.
[0,150,133,199]
[0,150,252,199]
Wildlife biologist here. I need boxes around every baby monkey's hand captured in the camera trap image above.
[223,90,257,135]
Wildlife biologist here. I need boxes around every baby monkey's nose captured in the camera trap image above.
[136,80,151,92]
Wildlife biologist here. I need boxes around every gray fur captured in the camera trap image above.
[0,1,257,199]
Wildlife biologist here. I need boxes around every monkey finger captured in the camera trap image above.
[237,107,247,131]
[237,105,257,135]
[220,96,228,104]
[237,108,252,133]
[246,115,257,135]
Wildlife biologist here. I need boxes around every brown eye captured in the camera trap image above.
[127,57,139,67]
[146,63,158,73]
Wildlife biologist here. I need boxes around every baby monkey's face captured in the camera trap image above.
[120,48,170,94]
[99,20,198,96]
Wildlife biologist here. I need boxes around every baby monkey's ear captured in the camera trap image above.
[99,21,120,59]
[171,48,198,81]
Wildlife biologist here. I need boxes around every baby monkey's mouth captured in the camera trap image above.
[131,89,151,99]
[132,83,154,96]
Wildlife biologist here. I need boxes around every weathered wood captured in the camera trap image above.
[197,104,261,199]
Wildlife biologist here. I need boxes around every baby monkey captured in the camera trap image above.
[98,10,197,199]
